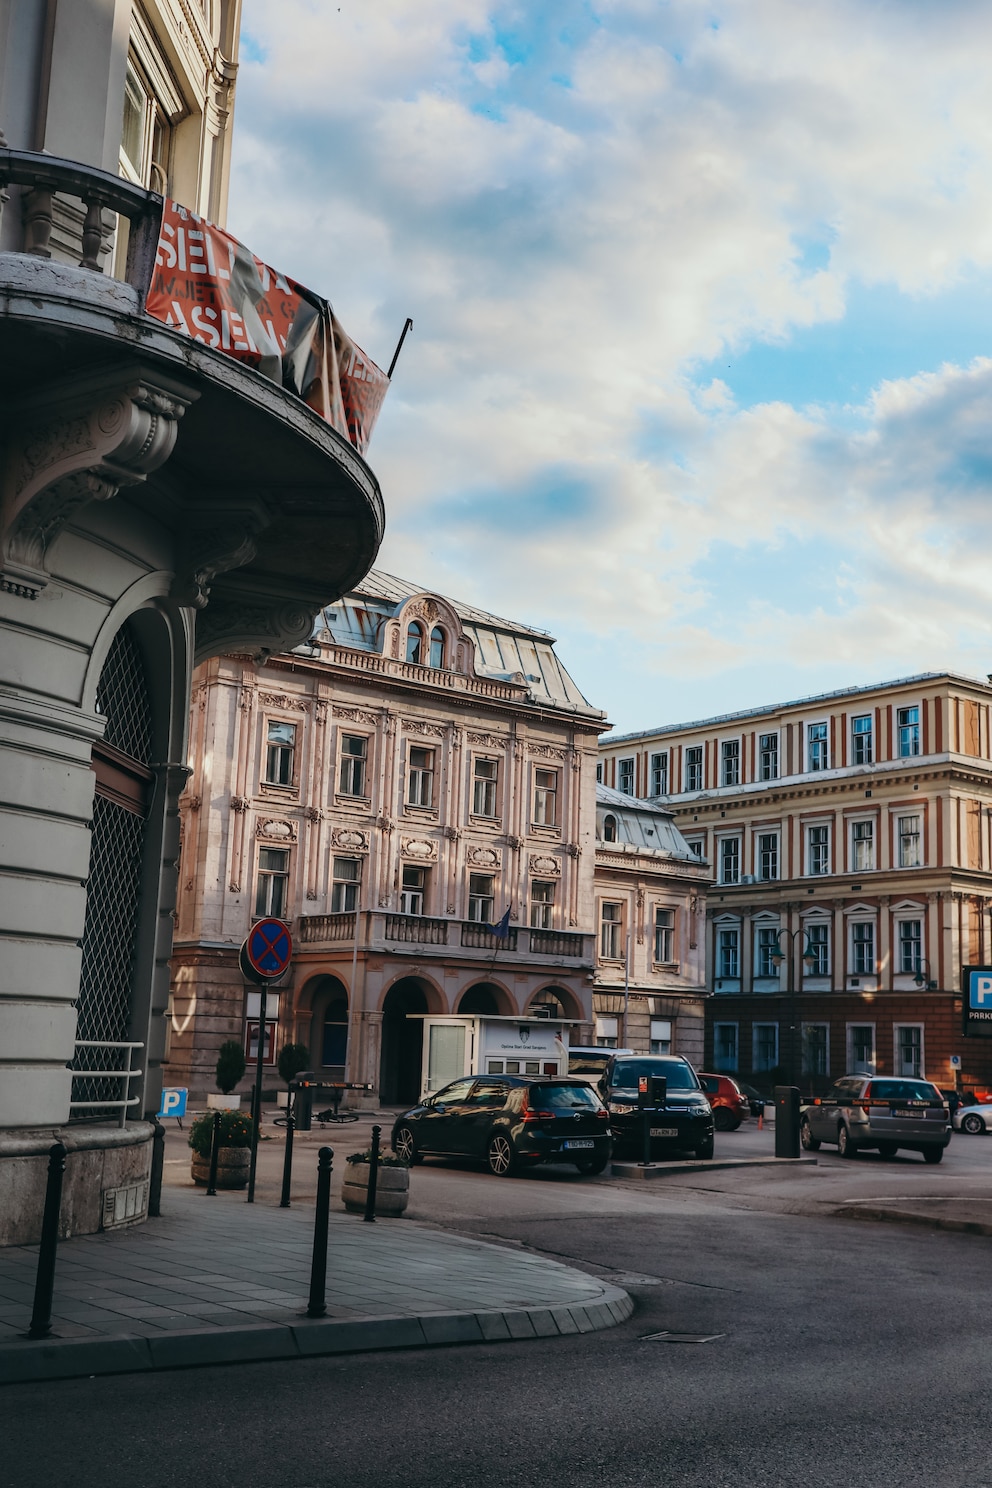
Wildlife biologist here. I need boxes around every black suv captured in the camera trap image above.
[391,1075,613,1177]
[599,1054,714,1160]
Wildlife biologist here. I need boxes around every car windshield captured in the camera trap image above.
[868,1080,940,1102]
[610,1059,700,1092]
[530,1084,601,1108]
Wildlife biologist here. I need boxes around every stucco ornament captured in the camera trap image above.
[331,827,369,851]
[530,854,560,877]
[257,818,297,841]
[467,845,501,868]
[400,838,437,861]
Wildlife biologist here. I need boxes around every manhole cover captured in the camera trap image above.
[640,1331,725,1343]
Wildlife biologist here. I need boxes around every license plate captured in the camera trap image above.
[650,1127,678,1138]
[892,1109,922,1119]
[563,1138,595,1150]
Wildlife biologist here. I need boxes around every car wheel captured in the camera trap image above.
[962,1112,986,1135]
[800,1118,820,1152]
[393,1125,422,1165]
[837,1124,858,1158]
[694,1137,715,1160]
[712,1108,737,1132]
[877,1142,898,1159]
[574,1154,610,1176]
[923,1146,945,1164]
[487,1131,517,1177]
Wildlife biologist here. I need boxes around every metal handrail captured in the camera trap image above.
[69,1040,144,1128]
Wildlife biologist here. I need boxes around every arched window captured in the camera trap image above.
[429,626,445,669]
[603,814,617,842]
[406,622,424,664]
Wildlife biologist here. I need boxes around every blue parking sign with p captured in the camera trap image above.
[158,1087,188,1119]
[963,967,992,1037]
[969,972,992,1009]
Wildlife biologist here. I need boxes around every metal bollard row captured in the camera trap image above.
[307,1146,333,1318]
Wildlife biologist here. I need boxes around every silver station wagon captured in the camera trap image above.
[800,1076,951,1163]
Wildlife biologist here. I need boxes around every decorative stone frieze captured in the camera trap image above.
[530,854,560,877]
[331,827,369,851]
[400,837,437,861]
[256,819,297,841]
[467,845,501,868]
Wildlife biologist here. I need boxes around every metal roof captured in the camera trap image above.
[596,784,705,862]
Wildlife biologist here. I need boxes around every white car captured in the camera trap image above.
[954,1103,992,1134]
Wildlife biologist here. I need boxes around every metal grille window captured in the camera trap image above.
[753,1024,779,1072]
[338,734,368,796]
[330,856,360,913]
[852,921,875,975]
[255,848,289,917]
[650,751,668,796]
[408,746,435,807]
[805,923,830,976]
[533,768,558,825]
[808,722,828,771]
[808,825,829,875]
[852,819,874,871]
[401,865,426,915]
[654,907,675,963]
[720,836,740,885]
[617,758,634,795]
[899,815,922,867]
[802,1024,829,1077]
[898,706,920,757]
[468,873,495,924]
[473,758,498,817]
[600,902,623,960]
[265,721,296,785]
[721,739,740,786]
[852,714,873,764]
[685,746,703,792]
[530,880,555,929]
[898,919,922,974]
[718,928,739,979]
[757,833,778,881]
[759,733,778,781]
[756,927,780,978]
[96,625,152,763]
[650,1018,672,1054]
[896,1025,923,1078]
[714,1022,738,1071]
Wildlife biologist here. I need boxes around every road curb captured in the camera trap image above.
[612,1157,817,1179]
[0,1284,633,1387]
[835,1204,992,1237]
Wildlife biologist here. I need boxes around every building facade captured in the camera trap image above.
[165,573,607,1107]
[600,674,992,1094]
[591,785,710,1061]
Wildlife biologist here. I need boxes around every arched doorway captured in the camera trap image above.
[528,985,582,1020]
[380,978,433,1106]
[458,982,512,1015]
[305,976,349,1078]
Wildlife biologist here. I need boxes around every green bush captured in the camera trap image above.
[345,1148,408,1169]
[278,1042,311,1087]
[215,1039,246,1094]
[188,1109,253,1157]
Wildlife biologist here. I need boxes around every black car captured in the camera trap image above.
[391,1075,613,1177]
[599,1054,714,1160]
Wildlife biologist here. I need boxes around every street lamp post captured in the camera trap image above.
[770,927,818,1090]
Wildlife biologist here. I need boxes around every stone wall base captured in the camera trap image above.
[0,1123,154,1246]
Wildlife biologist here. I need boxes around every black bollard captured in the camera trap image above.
[206,1110,221,1196]
[27,1142,67,1340]
[307,1146,333,1318]
[280,1099,295,1209]
[148,1117,166,1218]
[363,1125,381,1223]
[774,1085,802,1159]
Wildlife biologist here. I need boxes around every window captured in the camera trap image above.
[600,902,623,960]
[759,733,779,781]
[467,873,495,924]
[472,758,498,817]
[650,751,668,796]
[338,734,368,796]
[852,819,874,872]
[120,59,169,190]
[755,927,780,979]
[405,622,425,663]
[330,856,360,913]
[595,1015,619,1049]
[753,1024,779,1073]
[898,815,922,868]
[429,626,445,669]
[852,921,875,975]
[596,762,603,783]
[802,1024,829,1078]
[264,720,296,786]
[602,814,618,842]
[808,825,829,876]
[400,865,426,915]
[757,833,778,882]
[895,1025,923,1078]
[654,907,675,963]
[805,923,830,977]
[848,1024,875,1075]
[898,705,920,758]
[530,880,555,929]
[720,836,740,885]
[721,739,740,786]
[808,722,828,771]
[718,928,739,979]
[408,746,435,807]
[852,714,873,765]
[713,1023,738,1072]
[685,746,703,792]
[533,768,558,826]
[898,919,922,974]
[617,758,634,795]
[255,847,289,917]
[687,839,703,858]
[650,1018,672,1054]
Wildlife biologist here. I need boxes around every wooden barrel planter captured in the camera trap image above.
[191,1147,251,1189]
[342,1162,410,1217]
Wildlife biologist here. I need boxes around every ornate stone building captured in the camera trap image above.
[166,572,608,1106]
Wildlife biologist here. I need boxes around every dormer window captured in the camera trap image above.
[406,622,425,664]
[603,814,618,842]
[429,626,445,669]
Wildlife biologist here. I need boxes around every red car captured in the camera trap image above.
[698,1073,751,1131]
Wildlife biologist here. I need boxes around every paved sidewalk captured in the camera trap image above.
[0,1187,631,1385]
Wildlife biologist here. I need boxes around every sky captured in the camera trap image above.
[228,0,992,737]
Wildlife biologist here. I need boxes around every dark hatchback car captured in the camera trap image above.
[391,1075,613,1177]
[599,1054,714,1160]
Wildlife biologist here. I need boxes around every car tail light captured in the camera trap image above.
[521,1102,555,1123]
[596,1108,609,1120]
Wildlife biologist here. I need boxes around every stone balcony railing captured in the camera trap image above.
[297,910,593,964]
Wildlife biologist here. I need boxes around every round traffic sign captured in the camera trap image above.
[241,917,293,982]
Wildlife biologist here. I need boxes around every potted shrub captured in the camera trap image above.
[277,1042,310,1108]
[208,1039,247,1110]
[189,1108,254,1188]
[342,1148,410,1217]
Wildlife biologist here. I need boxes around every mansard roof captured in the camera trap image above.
[596,784,704,862]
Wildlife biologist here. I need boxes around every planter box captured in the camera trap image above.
[207,1093,242,1110]
[191,1146,251,1189]
[342,1162,409,1217]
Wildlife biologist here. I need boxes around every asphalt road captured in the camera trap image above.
[5,1123,992,1488]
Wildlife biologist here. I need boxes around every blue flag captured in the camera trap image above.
[484,907,512,939]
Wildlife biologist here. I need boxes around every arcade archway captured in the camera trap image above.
[302,975,349,1077]
[380,977,439,1106]
[457,981,514,1015]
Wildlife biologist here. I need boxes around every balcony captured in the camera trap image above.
[296,910,593,965]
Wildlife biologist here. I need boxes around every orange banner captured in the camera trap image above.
[145,200,389,456]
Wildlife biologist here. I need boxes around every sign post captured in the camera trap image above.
[240,918,293,1205]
